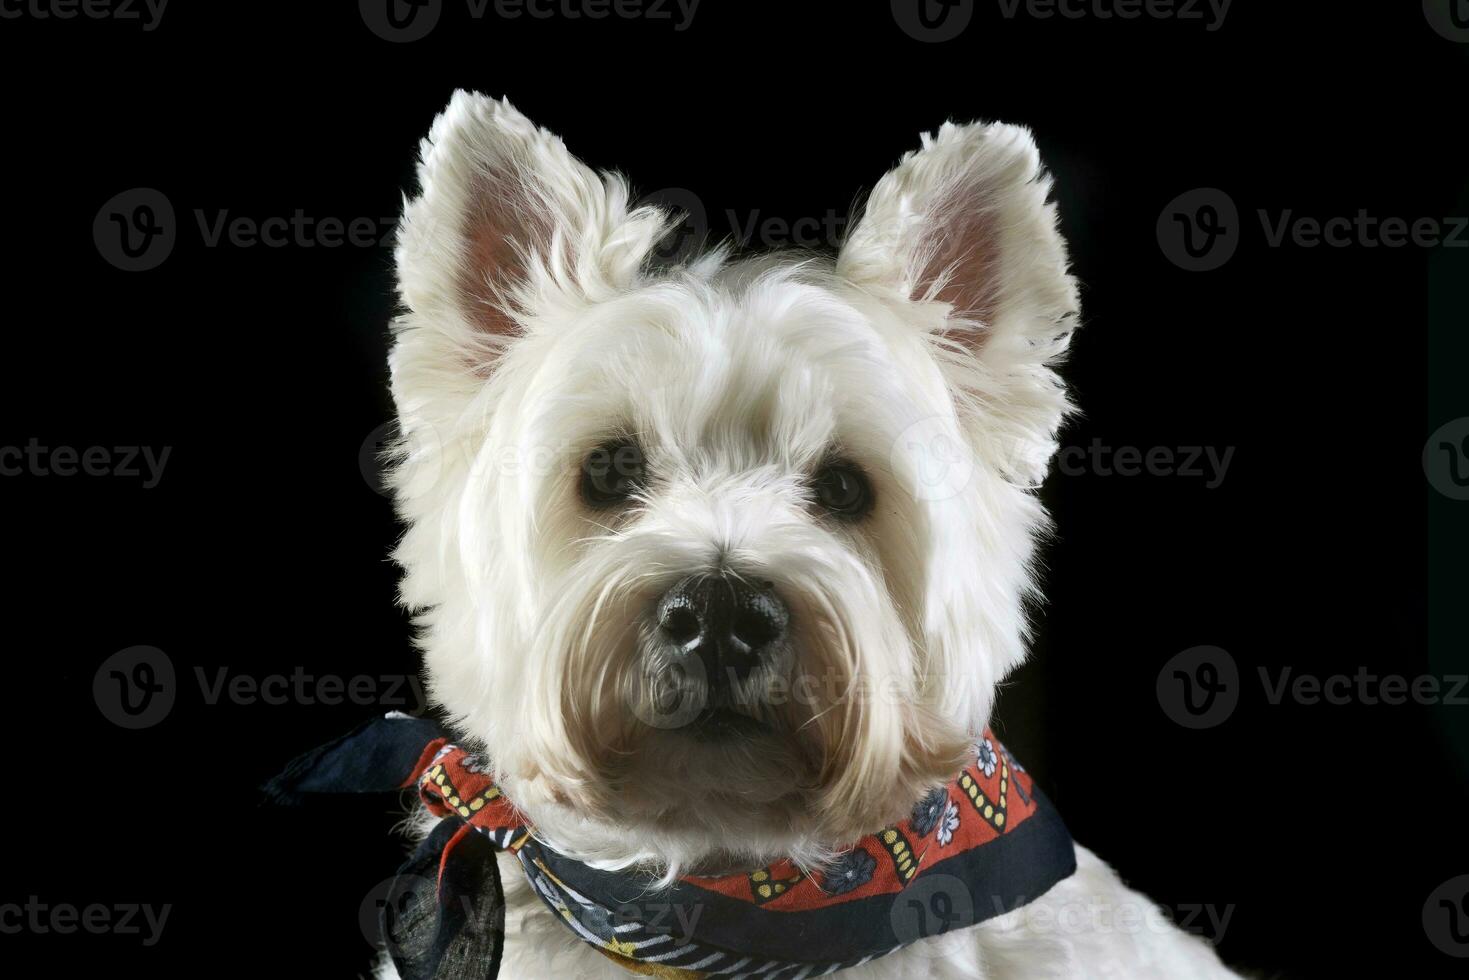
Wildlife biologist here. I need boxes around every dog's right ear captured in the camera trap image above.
[393,91,667,376]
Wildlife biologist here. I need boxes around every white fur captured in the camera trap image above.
[374,91,1241,978]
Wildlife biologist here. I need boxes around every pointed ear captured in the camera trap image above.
[838,122,1080,484]
[393,91,667,374]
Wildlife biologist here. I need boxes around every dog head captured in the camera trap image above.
[387,91,1077,873]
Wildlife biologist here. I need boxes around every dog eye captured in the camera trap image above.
[811,462,872,519]
[580,440,646,507]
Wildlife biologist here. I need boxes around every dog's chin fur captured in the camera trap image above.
[386,91,1075,880]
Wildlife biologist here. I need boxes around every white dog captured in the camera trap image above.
[372,90,1241,979]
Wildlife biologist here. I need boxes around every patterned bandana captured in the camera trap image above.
[266,713,1075,979]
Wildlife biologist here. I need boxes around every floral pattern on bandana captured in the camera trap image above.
[910,787,948,837]
[822,848,877,895]
[936,800,960,846]
[976,738,998,777]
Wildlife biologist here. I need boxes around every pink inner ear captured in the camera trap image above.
[456,170,550,338]
[914,180,1003,347]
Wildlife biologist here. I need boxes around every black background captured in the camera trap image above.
[3,2,1467,977]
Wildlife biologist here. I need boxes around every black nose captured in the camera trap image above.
[656,574,789,684]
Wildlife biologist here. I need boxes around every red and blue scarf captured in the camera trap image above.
[267,713,1074,979]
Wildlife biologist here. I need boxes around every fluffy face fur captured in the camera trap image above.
[386,91,1078,879]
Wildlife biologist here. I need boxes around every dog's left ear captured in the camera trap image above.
[838,122,1080,485]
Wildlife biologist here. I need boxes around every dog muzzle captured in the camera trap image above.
[266,713,1075,979]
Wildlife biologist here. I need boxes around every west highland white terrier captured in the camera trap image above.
[353,90,1242,979]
